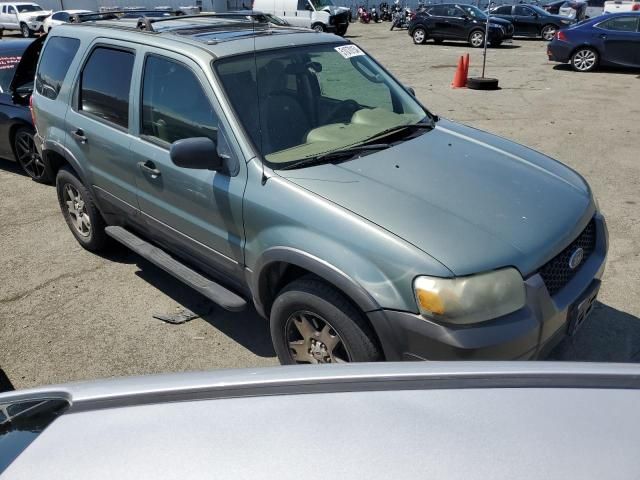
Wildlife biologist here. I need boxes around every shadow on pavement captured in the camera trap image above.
[548,301,640,363]
[132,256,276,359]
[0,368,15,393]
[553,63,640,76]
[0,157,27,178]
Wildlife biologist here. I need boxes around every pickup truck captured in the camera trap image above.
[0,2,51,37]
[603,0,640,12]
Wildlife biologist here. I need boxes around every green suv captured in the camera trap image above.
[30,14,607,364]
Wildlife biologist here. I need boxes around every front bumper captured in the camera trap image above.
[27,21,44,32]
[369,213,608,361]
[489,27,513,42]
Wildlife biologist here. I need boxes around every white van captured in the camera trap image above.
[252,0,350,35]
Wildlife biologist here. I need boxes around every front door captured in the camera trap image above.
[284,0,313,27]
[64,42,140,212]
[6,5,19,29]
[130,49,247,280]
[513,5,539,36]
[597,16,640,66]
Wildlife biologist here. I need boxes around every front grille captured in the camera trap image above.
[539,219,596,296]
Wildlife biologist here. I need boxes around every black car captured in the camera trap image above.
[408,4,514,47]
[542,0,566,14]
[0,38,51,182]
[489,4,574,40]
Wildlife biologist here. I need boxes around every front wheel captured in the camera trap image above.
[490,40,502,47]
[469,29,484,48]
[270,276,382,365]
[412,27,426,44]
[571,47,598,72]
[311,23,325,32]
[541,24,557,41]
[20,23,32,38]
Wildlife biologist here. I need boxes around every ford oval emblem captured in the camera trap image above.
[569,247,584,270]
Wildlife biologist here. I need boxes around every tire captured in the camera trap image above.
[570,47,598,72]
[467,76,500,90]
[490,40,502,47]
[336,25,347,36]
[56,166,109,252]
[541,24,557,41]
[270,276,382,365]
[311,23,325,32]
[13,127,53,183]
[412,27,426,44]
[468,29,484,48]
[20,23,32,38]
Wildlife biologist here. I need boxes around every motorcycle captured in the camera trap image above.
[370,6,381,22]
[358,5,371,23]
[390,5,412,30]
[379,2,391,20]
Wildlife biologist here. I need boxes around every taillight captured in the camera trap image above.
[556,30,567,41]
[29,94,36,126]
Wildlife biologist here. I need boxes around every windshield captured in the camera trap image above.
[311,0,335,9]
[214,43,429,168]
[460,5,487,19]
[16,5,43,12]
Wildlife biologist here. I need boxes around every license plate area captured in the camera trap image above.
[567,280,600,335]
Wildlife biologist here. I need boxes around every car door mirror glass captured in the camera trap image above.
[170,137,223,171]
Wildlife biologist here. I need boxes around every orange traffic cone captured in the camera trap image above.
[463,53,470,81]
[451,56,466,88]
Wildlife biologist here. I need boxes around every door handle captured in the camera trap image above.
[599,33,607,39]
[71,128,87,144]
[138,161,161,177]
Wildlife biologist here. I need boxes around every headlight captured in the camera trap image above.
[413,268,525,325]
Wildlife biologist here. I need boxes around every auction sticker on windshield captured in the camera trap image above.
[335,45,365,59]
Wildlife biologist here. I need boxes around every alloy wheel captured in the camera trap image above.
[542,25,556,41]
[285,311,351,364]
[63,184,92,237]
[21,24,30,38]
[15,131,45,180]
[573,49,596,71]
[470,31,484,47]
[413,29,425,44]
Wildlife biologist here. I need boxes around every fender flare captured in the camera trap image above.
[42,139,90,186]
[249,246,382,318]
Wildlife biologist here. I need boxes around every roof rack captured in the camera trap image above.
[136,12,270,32]
[68,9,185,24]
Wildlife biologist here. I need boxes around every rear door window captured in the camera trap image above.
[36,36,80,99]
[79,47,134,129]
[598,16,639,32]
[494,5,513,14]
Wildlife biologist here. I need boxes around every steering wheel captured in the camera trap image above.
[326,99,360,123]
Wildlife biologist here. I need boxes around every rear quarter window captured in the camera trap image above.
[36,36,80,100]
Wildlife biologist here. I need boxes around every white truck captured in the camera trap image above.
[603,0,640,12]
[0,2,51,37]
[252,0,350,35]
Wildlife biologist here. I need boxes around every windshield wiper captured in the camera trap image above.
[279,143,390,170]
[362,121,435,144]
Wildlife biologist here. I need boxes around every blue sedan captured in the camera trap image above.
[548,12,640,71]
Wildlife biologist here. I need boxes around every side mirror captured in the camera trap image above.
[170,137,223,171]
[406,86,416,96]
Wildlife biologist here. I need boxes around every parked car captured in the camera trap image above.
[409,3,514,47]
[543,0,566,13]
[0,2,51,37]
[489,3,574,39]
[29,16,607,364]
[2,363,640,478]
[548,12,640,70]
[604,0,640,12]
[559,0,588,19]
[0,38,51,182]
[253,0,350,34]
[41,9,92,33]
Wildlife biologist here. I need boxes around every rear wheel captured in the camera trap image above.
[412,27,426,44]
[56,166,109,252]
[13,127,52,183]
[20,23,32,38]
[490,40,502,47]
[570,47,598,72]
[469,29,484,48]
[270,276,382,365]
[541,24,557,41]
[311,22,325,32]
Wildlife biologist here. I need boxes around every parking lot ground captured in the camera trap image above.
[1,24,639,390]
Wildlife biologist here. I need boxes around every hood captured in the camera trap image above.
[276,119,594,277]
[323,5,350,15]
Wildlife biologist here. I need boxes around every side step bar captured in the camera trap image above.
[105,226,247,312]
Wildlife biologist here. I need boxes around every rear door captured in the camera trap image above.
[129,48,247,280]
[596,15,640,65]
[64,41,140,212]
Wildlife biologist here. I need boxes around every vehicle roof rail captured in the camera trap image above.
[68,9,185,24]
[137,11,270,32]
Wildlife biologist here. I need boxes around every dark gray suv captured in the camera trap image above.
[30,14,607,364]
